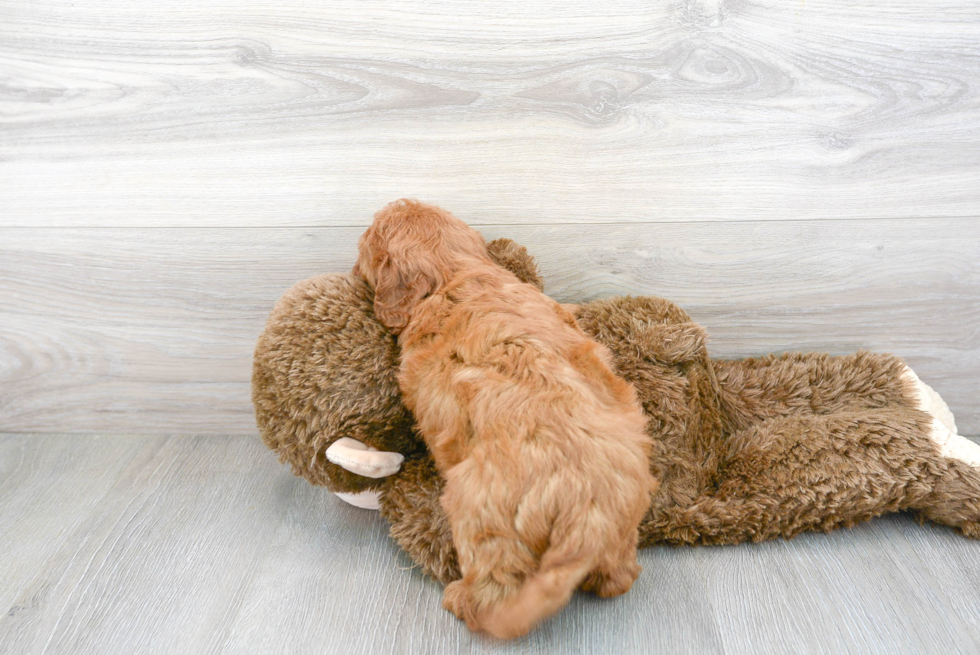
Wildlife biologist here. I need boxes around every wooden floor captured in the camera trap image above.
[1,433,979,654]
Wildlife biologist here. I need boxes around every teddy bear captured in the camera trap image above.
[253,234,980,586]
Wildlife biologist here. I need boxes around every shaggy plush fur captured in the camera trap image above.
[253,238,545,493]
[252,205,980,596]
[353,200,656,638]
[253,273,422,492]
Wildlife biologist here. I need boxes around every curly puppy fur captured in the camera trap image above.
[354,200,657,639]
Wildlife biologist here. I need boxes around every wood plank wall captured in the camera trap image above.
[1,0,978,435]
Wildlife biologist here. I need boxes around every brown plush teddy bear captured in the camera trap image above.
[253,233,980,586]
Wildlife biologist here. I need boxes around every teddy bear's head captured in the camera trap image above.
[252,238,544,494]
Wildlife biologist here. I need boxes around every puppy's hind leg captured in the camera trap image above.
[580,538,642,598]
[442,534,536,633]
[443,579,471,622]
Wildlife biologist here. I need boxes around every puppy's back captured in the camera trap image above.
[437,292,655,638]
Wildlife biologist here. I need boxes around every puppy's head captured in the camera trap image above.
[354,199,487,333]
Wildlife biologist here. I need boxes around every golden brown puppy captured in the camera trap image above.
[355,200,656,639]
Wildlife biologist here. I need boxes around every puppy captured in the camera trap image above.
[355,200,656,639]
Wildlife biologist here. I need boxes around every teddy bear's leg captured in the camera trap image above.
[643,409,956,545]
[906,418,980,539]
[910,464,980,539]
[715,352,920,430]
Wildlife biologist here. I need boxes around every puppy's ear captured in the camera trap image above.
[373,255,437,334]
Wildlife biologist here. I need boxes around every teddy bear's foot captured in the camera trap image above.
[325,437,405,478]
[901,367,978,468]
[957,521,980,539]
[911,453,980,538]
[926,418,980,468]
[902,365,958,435]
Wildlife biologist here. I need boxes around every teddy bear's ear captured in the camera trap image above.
[487,238,545,291]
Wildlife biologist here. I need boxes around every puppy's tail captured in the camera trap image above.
[478,554,595,640]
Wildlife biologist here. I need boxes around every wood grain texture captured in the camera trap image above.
[2,0,980,226]
[0,219,977,435]
[1,433,979,654]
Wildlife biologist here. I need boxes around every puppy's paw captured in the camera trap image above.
[927,417,980,468]
[584,560,642,598]
[443,580,470,621]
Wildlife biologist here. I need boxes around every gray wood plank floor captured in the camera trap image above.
[2,433,979,654]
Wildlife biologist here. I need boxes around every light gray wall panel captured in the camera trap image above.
[2,0,979,226]
[1,0,978,434]
[1,220,976,434]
